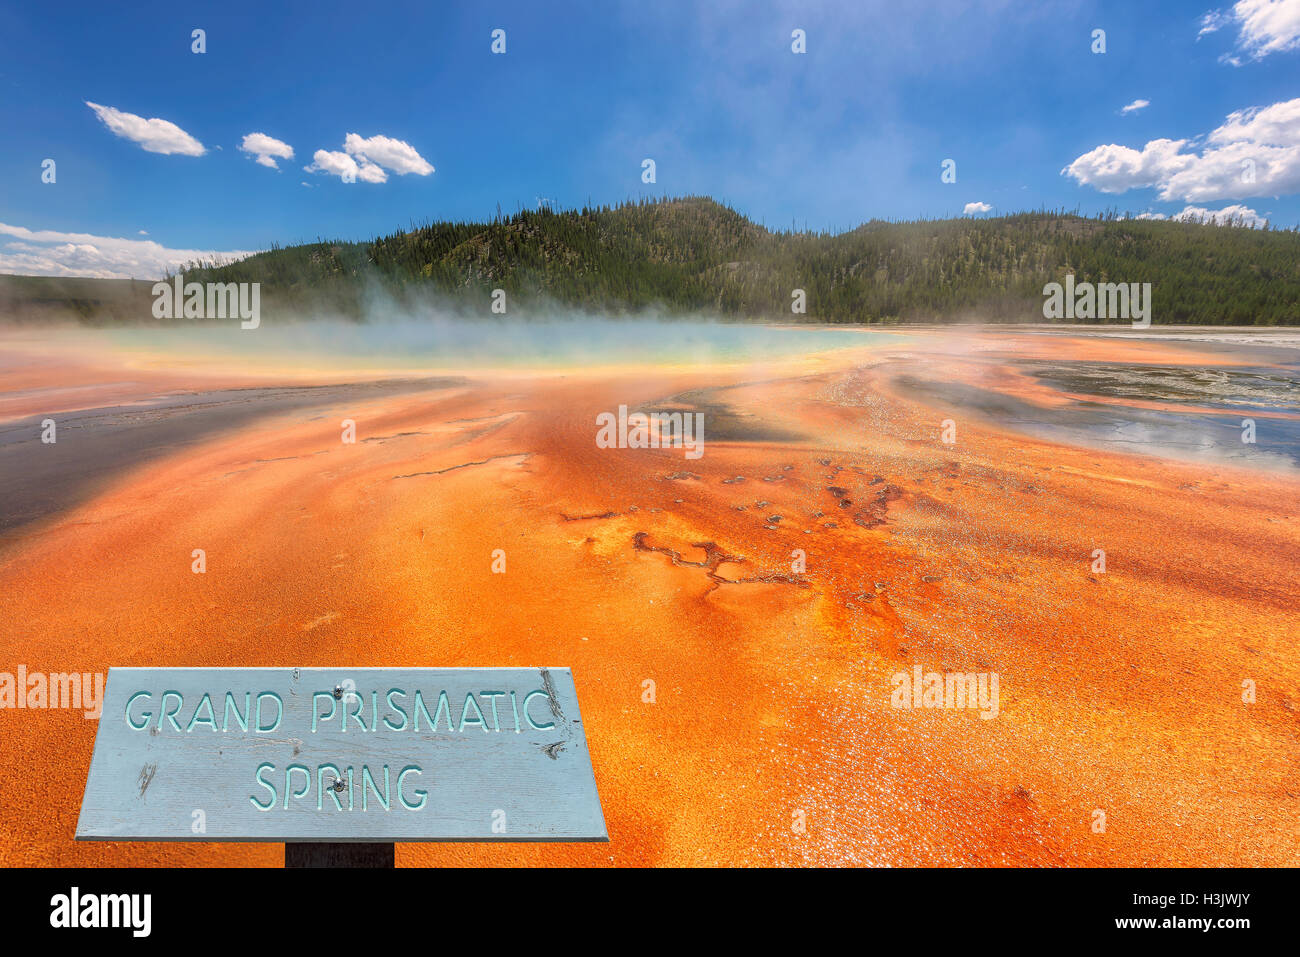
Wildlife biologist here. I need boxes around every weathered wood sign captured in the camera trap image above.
[76,667,607,842]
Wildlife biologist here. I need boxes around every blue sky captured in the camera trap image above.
[1,0,1298,277]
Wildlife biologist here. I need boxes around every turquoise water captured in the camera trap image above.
[95,319,897,369]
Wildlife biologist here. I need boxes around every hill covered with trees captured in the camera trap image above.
[7,197,1299,325]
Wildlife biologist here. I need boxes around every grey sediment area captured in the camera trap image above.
[0,376,463,539]
[645,386,807,443]
[891,366,1300,469]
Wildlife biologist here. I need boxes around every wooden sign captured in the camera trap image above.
[76,667,607,842]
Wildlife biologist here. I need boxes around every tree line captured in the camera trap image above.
[32,196,1300,325]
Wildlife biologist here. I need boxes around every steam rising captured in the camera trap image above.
[2,287,887,375]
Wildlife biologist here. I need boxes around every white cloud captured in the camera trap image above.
[1120,99,1150,115]
[306,149,355,179]
[305,149,386,183]
[1208,97,1300,146]
[343,134,435,175]
[1199,10,1232,37]
[1062,97,1300,202]
[1126,204,1266,225]
[1198,0,1300,64]
[304,133,433,183]
[1172,203,1268,226]
[85,101,205,156]
[239,132,294,169]
[0,223,257,279]
[1062,138,1195,194]
[962,201,993,214]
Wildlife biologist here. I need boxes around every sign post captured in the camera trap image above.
[284,843,395,868]
[77,667,607,864]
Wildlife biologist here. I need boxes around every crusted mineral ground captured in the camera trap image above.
[0,325,1296,866]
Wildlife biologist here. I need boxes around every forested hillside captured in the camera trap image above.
[7,197,1299,324]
